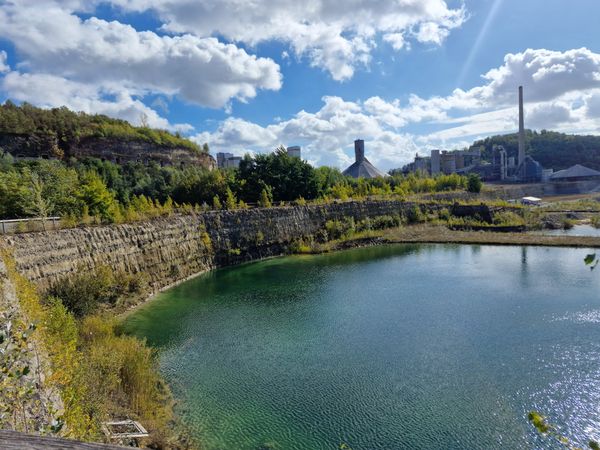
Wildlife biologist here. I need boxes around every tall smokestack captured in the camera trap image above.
[354,139,365,162]
[518,86,526,167]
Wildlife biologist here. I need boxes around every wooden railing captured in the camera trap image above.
[0,217,61,234]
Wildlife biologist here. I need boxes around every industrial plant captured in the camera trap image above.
[342,139,386,179]
[404,85,600,189]
[214,87,600,186]
[406,86,554,183]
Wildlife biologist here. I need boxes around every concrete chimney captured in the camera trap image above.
[354,139,365,162]
[518,86,526,167]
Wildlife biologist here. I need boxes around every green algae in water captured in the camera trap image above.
[123,244,600,449]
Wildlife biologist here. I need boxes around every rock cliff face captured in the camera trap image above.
[1,201,433,294]
[0,259,63,430]
[0,133,215,170]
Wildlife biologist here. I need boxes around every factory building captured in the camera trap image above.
[342,140,386,179]
[413,153,429,173]
[549,164,600,182]
[409,86,545,183]
[513,86,543,183]
[216,152,242,169]
[428,148,481,175]
[286,146,302,158]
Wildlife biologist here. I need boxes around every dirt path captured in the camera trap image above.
[382,225,600,248]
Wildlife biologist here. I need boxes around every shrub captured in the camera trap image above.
[325,217,355,240]
[289,238,315,254]
[562,217,575,230]
[225,188,237,210]
[493,210,525,226]
[467,173,483,193]
[199,225,213,252]
[405,205,424,224]
[437,208,451,221]
[48,266,147,317]
[371,215,401,230]
[3,253,174,444]
[212,195,222,210]
[258,188,272,208]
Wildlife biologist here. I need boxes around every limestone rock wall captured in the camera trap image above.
[0,132,215,169]
[1,201,428,294]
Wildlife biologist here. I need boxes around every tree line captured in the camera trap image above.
[0,147,477,223]
[471,130,600,171]
[0,101,203,153]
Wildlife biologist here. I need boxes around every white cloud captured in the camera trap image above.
[383,33,408,51]
[414,22,450,45]
[109,0,466,80]
[1,71,192,130]
[526,102,576,129]
[193,96,420,170]
[0,2,282,109]
[0,51,8,73]
[584,91,600,119]
[389,48,600,125]
[0,0,466,145]
[195,48,600,170]
[363,96,407,128]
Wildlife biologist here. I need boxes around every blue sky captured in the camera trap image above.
[1,0,600,171]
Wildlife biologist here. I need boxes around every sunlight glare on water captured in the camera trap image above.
[123,244,600,450]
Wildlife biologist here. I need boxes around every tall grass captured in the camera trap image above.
[2,255,186,447]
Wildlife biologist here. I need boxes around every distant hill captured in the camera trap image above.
[0,101,214,169]
[470,130,600,171]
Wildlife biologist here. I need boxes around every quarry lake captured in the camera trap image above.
[123,244,600,450]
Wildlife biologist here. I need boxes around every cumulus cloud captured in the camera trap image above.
[109,0,466,80]
[1,71,193,130]
[197,48,600,170]
[0,0,466,148]
[526,102,576,129]
[584,92,600,119]
[193,96,420,170]
[384,47,600,127]
[0,51,8,73]
[369,47,600,140]
[0,1,282,109]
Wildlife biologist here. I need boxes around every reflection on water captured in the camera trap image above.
[123,244,600,450]
[533,224,600,237]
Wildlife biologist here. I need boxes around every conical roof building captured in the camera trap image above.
[549,164,600,181]
[342,140,386,179]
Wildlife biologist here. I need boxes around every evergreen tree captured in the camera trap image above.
[467,173,483,193]
[225,188,237,210]
[212,195,222,210]
[258,188,272,208]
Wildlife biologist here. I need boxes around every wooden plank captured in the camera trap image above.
[0,430,127,450]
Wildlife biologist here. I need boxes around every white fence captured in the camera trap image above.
[0,217,61,234]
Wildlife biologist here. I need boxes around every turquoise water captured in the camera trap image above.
[123,244,600,449]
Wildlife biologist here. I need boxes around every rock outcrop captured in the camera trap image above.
[2,201,435,294]
[0,133,215,170]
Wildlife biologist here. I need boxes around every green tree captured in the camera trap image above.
[258,188,272,208]
[467,173,483,193]
[225,187,237,210]
[28,173,54,228]
[212,195,222,210]
[237,148,319,203]
[77,172,119,222]
[0,170,33,218]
